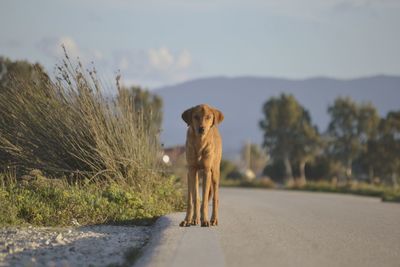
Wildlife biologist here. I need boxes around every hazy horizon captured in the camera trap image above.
[153,73,400,89]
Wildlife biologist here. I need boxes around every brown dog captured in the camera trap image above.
[179,104,224,227]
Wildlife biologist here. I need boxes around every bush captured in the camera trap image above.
[285,179,400,202]
[220,159,243,180]
[382,189,400,202]
[263,160,286,183]
[239,177,275,188]
[0,172,183,226]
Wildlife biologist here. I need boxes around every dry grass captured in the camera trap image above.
[0,49,184,225]
[0,49,160,187]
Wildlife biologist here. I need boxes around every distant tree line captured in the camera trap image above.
[259,94,400,187]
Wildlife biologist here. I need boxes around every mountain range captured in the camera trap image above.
[154,75,400,158]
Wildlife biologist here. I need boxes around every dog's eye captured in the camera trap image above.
[206,115,211,120]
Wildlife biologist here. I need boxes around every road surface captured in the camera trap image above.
[135,188,400,267]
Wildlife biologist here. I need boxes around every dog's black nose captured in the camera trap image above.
[198,127,205,134]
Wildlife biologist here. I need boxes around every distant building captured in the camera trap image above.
[163,146,185,165]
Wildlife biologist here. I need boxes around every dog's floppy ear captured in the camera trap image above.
[212,108,224,125]
[182,107,194,126]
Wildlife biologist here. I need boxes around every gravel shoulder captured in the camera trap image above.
[0,225,151,267]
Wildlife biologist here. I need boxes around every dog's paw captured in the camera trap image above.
[191,218,200,226]
[179,220,191,227]
[201,220,210,227]
[210,219,218,226]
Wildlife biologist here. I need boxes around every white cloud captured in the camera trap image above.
[176,49,192,69]
[93,49,104,60]
[118,57,130,71]
[59,36,80,57]
[36,37,196,87]
[37,36,108,66]
[147,47,192,72]
[114,46,195,86]
[148,47,175,70]
[37,36,81,59]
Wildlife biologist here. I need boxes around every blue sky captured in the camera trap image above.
[1,0,399,88]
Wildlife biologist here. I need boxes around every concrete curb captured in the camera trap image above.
[133,212,225,267]
[133,213,184,267]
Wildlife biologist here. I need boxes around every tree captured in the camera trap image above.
[262,160,286,182]
[327,98,379,182]
[357,104,381,182]
[0,57,49,88]
[376,111,400,187]
[291,110,321,184]
[117,85,163,132]
[240,143,269,176]
[259,94,319,182]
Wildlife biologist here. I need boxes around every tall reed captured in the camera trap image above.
[0,48,164,191]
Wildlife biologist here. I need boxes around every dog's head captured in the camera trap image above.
[182,104,224,136]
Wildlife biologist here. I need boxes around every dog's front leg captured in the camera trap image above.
[180,167,196,227]
[210,168,220,226]
[201,168,212,227]
[192,170,200,225]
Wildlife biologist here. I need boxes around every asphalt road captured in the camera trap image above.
[135,188,400,267]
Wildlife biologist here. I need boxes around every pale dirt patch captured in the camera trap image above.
[0,225,151,267]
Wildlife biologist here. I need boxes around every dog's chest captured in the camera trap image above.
[195,146,209,162]
[187,142,212,167]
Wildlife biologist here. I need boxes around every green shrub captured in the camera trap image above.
[382,189,400,202]
[285,180,400,202]
[0,173,183,226]
[263,160,286,183]
[239,178,275,189]
[221,177,275,189]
